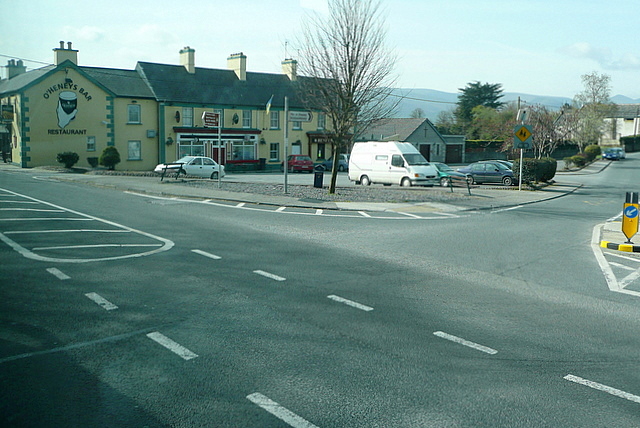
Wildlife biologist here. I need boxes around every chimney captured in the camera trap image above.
[227,52,246,80]
[282,58,297,81]
[180,46,195,74]
[6,59,27,79]
[53,41,78,65]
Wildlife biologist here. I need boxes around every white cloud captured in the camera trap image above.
[62,26,106,42]
[135,24,177,45]
[559,42,611,63]
[610,53,640,70]
[559,42,640,70]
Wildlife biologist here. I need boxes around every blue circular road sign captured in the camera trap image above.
[624,206,639,219]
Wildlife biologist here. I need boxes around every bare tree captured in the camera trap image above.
[410,108,425,119]
[297,0,398,193]
[571,71,616,151]
[527,104,565,158]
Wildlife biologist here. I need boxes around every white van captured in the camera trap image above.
[348,141,438,187]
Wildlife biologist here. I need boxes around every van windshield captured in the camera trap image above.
[403,153,429,166]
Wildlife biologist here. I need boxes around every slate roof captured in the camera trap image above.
[136,62,312,109]
[0,65,55,95]
[1,60,314,109]
[359,118,434,141]
[608,104,640,119]
[82,66,155,98]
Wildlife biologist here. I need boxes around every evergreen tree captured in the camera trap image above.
[455,81,505,126]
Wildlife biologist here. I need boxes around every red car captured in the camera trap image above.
[280,154,314,173]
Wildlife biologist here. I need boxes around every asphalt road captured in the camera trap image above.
[2,156,640,427]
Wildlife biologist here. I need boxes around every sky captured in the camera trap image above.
[3,0,640,101]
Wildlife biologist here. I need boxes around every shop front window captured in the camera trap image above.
[232,140,255,160]
[178,139,205,157]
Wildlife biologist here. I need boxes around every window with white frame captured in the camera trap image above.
[292,120,302,130]
[269,142,280,161]
[127,104,141,124]
[242,110,252,128]
[128,140,141,160]
[270,111,279,129]
[182,107,193,126]
[317,113,326,130]
[87,136,96,152]
[232,139,255,160]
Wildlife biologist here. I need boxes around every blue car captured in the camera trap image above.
[602,148,625,160]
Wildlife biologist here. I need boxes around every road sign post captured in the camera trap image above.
[514,125,532,191]
[623,192,639,243]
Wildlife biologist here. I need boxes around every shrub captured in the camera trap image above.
[87,157,99,168]
[513,158,536,183]
[513,157,558,183]
[570,153,587,167]
[563,156,574,169]
[539,157,557,182]
[99,146,121,170]
[584,144,601,162]
[56,152,79,169]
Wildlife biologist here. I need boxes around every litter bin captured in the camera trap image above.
[313,165,324,188]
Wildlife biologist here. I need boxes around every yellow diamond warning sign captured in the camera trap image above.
[513,125,532,149]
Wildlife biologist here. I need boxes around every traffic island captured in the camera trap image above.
[600,241,640,253]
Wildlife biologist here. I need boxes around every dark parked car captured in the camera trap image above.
[317,154,349,172]
[281,154,314,173]
[433,162,472,186]
[457,161,515,186]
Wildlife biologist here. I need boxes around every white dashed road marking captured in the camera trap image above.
[191,249,222,260]
[85,292,118,310]
[254,270,286,281]
[433,331,498,355]
[146,332,198,360]
[327,294,373,312]
[47,267,70,280]
[247,392,319,428]
[564,374,640,404]
[126,191,463,220]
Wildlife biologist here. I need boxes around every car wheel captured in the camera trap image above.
[360,175,371,186]
[502,176,513,186]
[338,165,345,172]
[401,177,412,187]
[466,175,474,185]
[440,177,450,187]
[210,172,218,179]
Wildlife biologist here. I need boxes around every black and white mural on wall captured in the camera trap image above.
[57,91,77,128]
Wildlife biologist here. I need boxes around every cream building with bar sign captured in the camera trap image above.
[0,42,333,172]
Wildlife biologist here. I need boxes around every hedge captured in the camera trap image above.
[512,157,557,183]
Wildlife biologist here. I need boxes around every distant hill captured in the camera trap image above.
[391,88,636,120]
